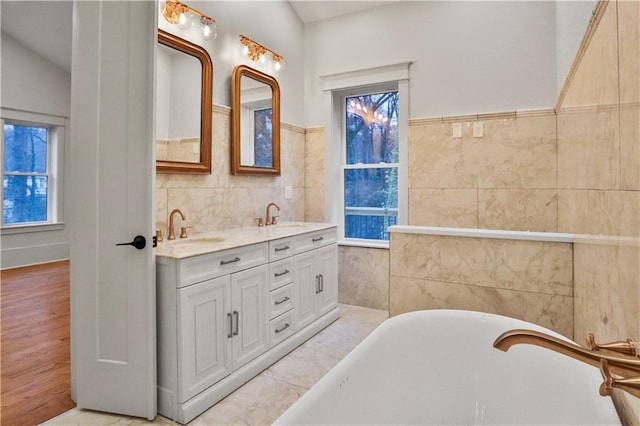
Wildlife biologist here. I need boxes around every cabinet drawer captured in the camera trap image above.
[293,228,337,254]
[269,238,294,262]
[177,243,269,288]
[269,310,295,347]
[269,258,293,290]
[268,283,294,319]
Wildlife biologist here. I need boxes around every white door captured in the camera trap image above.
[293,251,318,330]
[317,245,338,316]
[231,265,269,369]
[178,276,232,403]
[70,1,157,420]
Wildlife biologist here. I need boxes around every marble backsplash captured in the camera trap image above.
[156,106,306,237]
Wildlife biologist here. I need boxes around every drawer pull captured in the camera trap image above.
[220,257,241,265]
[275,323,290,334]
[227,313,233,338]
[315,275,321,294]
[275,296,290,306]
[312,236,324,242]
[274,269,290,277]
[274,246,290,252]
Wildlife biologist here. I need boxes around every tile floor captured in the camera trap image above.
[44,304,388,425]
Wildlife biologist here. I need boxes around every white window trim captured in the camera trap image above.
[1,108,66,233]
[320,62,410,248]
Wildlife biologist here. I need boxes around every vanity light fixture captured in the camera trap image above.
[162,0,217,41]
[239,35,286,72]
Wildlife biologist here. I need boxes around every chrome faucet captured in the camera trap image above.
[168,208,186,240]
[265,202,280,226]
[494,329,640,398]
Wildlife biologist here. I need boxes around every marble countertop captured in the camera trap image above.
[156,222,337,259]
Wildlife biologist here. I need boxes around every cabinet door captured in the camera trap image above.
[231,265,269,370]
[177,276,232,403]
[316,245,338,316]
[293,250,318,330]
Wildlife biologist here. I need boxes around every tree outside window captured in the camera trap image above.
[3,123,49,225]
[344,91,399,241]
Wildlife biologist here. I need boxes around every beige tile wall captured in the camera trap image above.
[389,232,574,337]
[156,106,306,236]
[409,112,558,231]
[557,0,639,423]
[338,246,389,310]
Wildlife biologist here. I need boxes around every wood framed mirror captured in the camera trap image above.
[231,65,280,176]
[156,29,212,174]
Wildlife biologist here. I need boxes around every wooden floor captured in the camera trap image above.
[1,260,76,426]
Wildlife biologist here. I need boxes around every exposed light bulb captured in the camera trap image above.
[201,19,217,40]
[274,58,286,72]
[176,12,193,29]
[259,53,267,64]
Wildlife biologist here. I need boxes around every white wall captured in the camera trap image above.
[555,0,596,93]
[158,1,305,126]
[304,1,559,124]
[2,33,71,117]
[1,33,71,268]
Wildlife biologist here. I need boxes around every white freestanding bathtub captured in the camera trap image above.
[275,310,621,425]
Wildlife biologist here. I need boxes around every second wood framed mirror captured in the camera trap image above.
[156,29,213,174]
[231,65,280,176]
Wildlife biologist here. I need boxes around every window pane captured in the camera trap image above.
[254,108,272,167]
[3,124,48,173]
[3,175,48,224]
[345,92,398,165]
[344,167,398,240]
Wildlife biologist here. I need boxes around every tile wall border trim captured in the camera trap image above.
[408,108,556,126]
[282,123,306,134]
[213,104,231,114]
[305,126,324,134]
[388,225,574,243]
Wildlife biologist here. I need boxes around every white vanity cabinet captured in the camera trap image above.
[294,243,338,330]
[229,264,269,370]
[157,224,339,424]
[177,265,269,403]
[177,275,231,402]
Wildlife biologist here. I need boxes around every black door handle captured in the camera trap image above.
[115,235,146,250]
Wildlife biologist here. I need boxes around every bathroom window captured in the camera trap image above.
[1,111,64,229]
[320,62,409,247]
[342,91,399,241]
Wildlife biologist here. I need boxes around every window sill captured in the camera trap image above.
[1,223,64,235]
[338,239,389,250]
